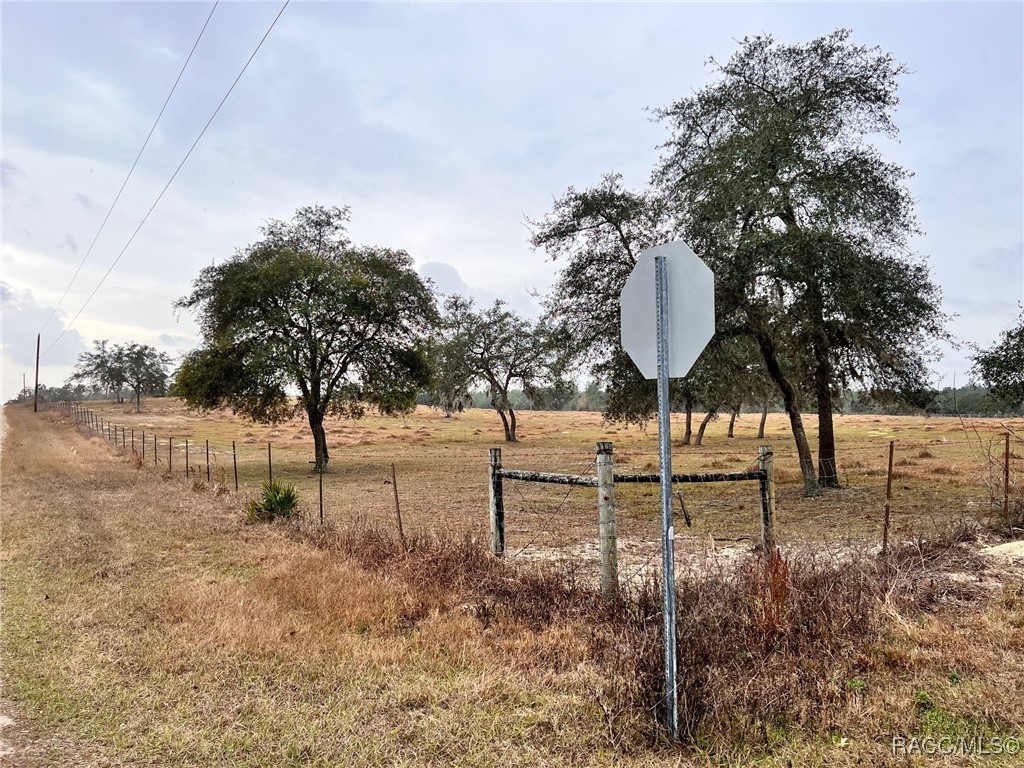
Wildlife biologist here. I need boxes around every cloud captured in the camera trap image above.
[419,261,470,297]
[0,281,88,367]
[1,160,25,190]
[970,241,1024,274]
[418,261,538,318]
[73,192,100,212]
[947,241,1024,321]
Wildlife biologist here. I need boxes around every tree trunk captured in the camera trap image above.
[508,407,518,442]
[814,353,840,488]
[135,390,141,413]
[682,398,693,445]
[695,409,716,446]
[754,330,819,496]
[727,409,738,438]
[758,400,768,439]
[307,408,330,472]
[496,407,515,442]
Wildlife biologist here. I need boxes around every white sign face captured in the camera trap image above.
[619,240,715,379]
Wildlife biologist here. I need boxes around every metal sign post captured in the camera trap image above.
[620,240,714,742]
[655,254,679,741]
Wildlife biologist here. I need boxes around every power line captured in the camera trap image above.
[42,0,291,358]
[38,1,220,336]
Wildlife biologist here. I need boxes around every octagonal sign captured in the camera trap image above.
[619,240,714,379]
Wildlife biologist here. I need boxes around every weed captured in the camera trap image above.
[295,518,897,750]
[245,480,300,522]
[845,678,868,694]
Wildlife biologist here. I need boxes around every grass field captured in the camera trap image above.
[56,398,1022,563]
[1,400,1022,766]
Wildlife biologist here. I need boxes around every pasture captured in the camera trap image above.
[63,398,1021,565]
[1,401,1021,767]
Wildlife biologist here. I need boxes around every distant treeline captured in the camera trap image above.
[20,381,1021,420]
[418,383,1023,418]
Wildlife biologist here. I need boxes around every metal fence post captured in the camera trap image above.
[232,441,238,491]
[882,440,895,555]
[489,447,505,556]
[1005,432,1012,530]
[596,441,618,598]
[758,445,776,551]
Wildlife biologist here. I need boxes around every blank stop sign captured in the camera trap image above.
[619,241,715,379]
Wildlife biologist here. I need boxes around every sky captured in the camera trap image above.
[1,0,1022,404]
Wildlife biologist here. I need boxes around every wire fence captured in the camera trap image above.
[56,401,1022,588]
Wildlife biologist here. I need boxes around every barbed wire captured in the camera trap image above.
[505,458,598,561]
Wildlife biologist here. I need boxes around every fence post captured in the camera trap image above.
[169,438,173,474]
[1004,432,1011,529]
[232,441,238,491]
[131,429,134,454]
[206,440,211,483]
[154,433,157,465]
[391,463,406,549]
[882,440,895,556]
[142,431,146,461]
[185,440,190,478]
[757,445,776,551]
[318,458,324,524]
[596,441,618,598]
[489,447,505,556]
[268,442,273,484]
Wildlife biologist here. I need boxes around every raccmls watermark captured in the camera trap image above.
[892,735,1021,756]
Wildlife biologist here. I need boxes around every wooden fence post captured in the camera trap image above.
[267,442,273,484]
[185,440,190,478]
[206,440,211,483]
[596,441,618,598]
[169,438,173,474]
[232,441,238,491]
[489,447,505,556]
[882,440,895,556]
[153,433,157,465]
[142,431,146,461]
[757,445,776,551]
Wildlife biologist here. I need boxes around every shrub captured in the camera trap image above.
[245,480,300,522]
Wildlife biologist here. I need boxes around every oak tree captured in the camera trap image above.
[654,30,947,491]
[174,206,435,470]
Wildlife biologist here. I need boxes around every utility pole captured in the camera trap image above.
[33,334,40,412]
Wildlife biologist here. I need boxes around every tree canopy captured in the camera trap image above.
[430,295,568,441]
[971,309,1024,408]
[532,30,948,494]
[174,205,436,470]
[68,340,170,412]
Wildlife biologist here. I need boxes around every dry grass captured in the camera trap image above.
[2,403,1023,766]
